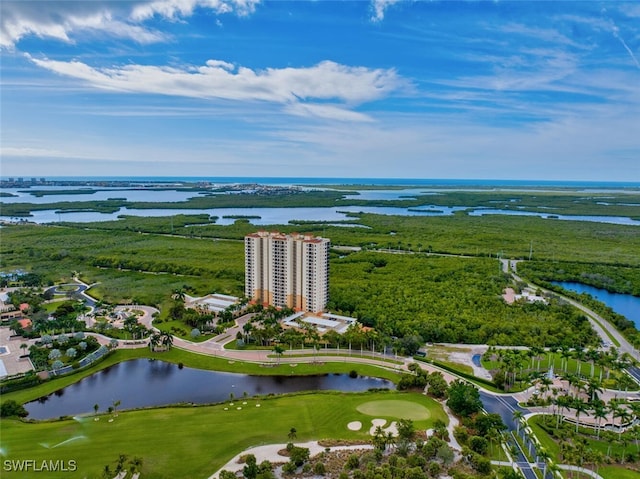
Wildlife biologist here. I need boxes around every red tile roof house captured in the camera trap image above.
[18,318,32,330]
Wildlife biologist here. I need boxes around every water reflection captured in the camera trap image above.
[24,359,393,419]
[552,281,640,328]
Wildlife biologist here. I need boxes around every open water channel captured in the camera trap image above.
[2,186,639,226]
[24,359,394,419]
[552,281,640,329]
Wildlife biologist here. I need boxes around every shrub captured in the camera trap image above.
[282,462,296,475]
[346,454,360,470]
[51,360,64,370]
[0,399,28,418]
[48,349,61,360]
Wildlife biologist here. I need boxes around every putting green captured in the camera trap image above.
[356,400,431,420]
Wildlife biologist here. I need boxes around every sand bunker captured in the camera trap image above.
[369,419,398,437]
[347,421,362,431]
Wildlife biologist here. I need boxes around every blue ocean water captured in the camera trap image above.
[33,176,640,188]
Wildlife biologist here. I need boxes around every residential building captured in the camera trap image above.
[245,231,330,313]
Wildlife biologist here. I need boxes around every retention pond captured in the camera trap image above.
[24,359,394,419]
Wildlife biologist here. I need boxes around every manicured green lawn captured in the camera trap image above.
[482,351,614,385]
[599,466,640,479]
[1,391,446,479]
[528,416,640,479]
[356,399,431,420]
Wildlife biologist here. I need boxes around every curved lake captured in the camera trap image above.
[24,359,394,419]
[552,281,640,328]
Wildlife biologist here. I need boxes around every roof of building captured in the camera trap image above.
[282,311,358,335]
[18,318,32,329]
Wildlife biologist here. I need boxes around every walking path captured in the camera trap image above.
[6,272,639,479]
[208,442,373,479]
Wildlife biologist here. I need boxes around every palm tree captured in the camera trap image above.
[530,345,544,372]
[372,425,386,451]
[614,408,632,440]
[112,400,121,416]
[93,403,99,416]
[592,400,608,439]
[586,348,601,378]
[603,431,616,459]
[486,426,502,456]
[537,448,551,479]
[573,348,586,376]
[288,427,297,442]
[560,346,572,373]
[160,332,173,351]
[572,397,590,433]
[556,394,572,428]
[512,410,524,435]
[19,342,28,356]
[172,289,186,302]
[149,333,160,351]
[586,377,603,403]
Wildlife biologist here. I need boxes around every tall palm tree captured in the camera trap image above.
[573,348,586,376]
[586,377,603,403]
[537,448,551,479]
[512,410,524,435]
[614,408,632,440]
[592,400,608,439]
[586,348,601,378]
[560,346,572,373]
[556,394,572,428]
[149,333,160,351]
[161,332,173,350]
[572,397,590,433]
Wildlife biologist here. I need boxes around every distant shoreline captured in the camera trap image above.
[2,176,640,189]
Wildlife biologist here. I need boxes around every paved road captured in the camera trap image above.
[45,282,96,308]
[502,259,638,361]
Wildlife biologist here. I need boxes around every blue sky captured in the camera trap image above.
[1,0,639,181]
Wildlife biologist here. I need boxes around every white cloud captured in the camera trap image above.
[27,56,407,120]
[283,103,374,123]
[0,2,166,48]
[130,0,260,21]
[371,0,402,22]
[0,0,259,48]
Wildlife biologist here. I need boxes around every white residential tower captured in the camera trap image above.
[245,231,330,313]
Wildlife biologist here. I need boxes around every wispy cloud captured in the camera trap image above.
[130,0,260,21]
[370,0,402,22]
[26,56,408,121]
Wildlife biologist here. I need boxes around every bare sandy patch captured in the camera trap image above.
[369,419,387,435]
[347,421,362,431]
[502,287,516,304]
[384,421,398,436]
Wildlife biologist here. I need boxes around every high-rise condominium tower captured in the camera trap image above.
[245,231,330,313]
